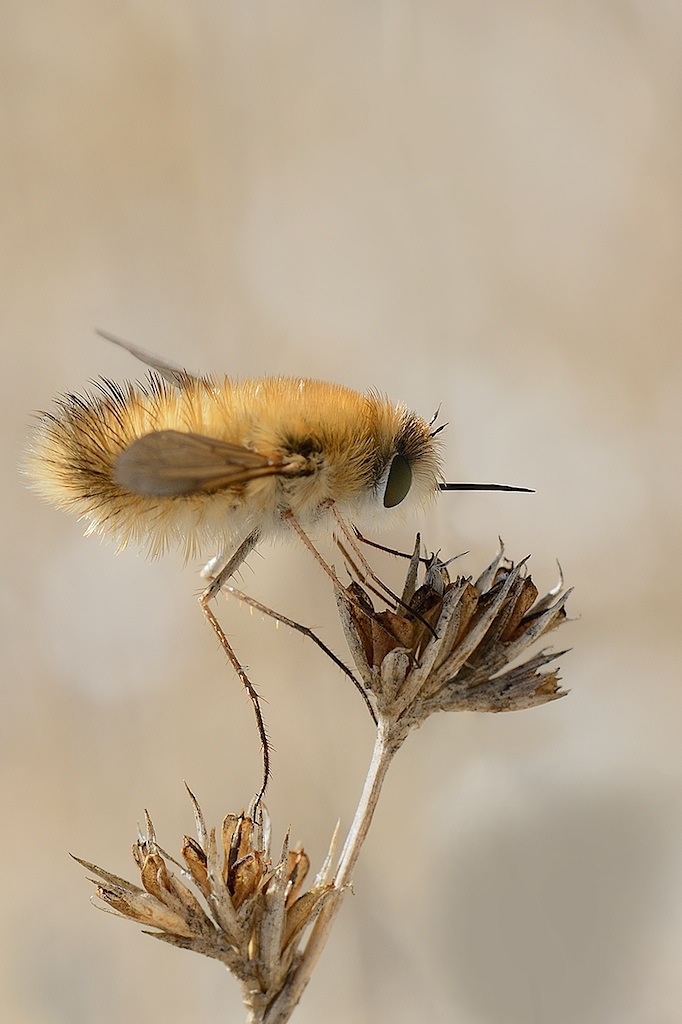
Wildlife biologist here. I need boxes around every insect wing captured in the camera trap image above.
[114,429,285,496]
[97,330,195,387]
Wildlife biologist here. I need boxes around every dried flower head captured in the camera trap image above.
[74,788,336,1022]
[73,540,572,1024]
[337,540,570,744]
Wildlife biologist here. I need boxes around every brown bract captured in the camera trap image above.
[74,541,572,1024]
[74,789,336,1020]
[337,541,570,741]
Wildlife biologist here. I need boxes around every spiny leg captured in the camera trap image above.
[199,530,272,806]
[333,508,417,605]
[280,509,347,589]
[281,509,416,648]
[221,583,377,725]
[334,536,400,609]
[353,528,428,562]
[354,527,468,570]
[203,531,260,601]
[332,509,438,639]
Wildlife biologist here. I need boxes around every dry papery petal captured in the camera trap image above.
[75,792,336,1011]
[338,543,571,726]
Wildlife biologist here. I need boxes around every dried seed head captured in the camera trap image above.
[72,540,572,1024]
[74,791,336,1014]
[337,542,570,734]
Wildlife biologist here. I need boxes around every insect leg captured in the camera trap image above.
[220,583,377,725]
[281,510,415,650]
[353,528,426,562]
[203,531,260,601]
[331,509,438,639]
[199,530,273,805]
[280,510,347,589]
[332,508,409,602]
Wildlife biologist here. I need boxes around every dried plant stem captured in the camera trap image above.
[262,717,402,1024]
[75,546,569,1024]
[334,718,404,887]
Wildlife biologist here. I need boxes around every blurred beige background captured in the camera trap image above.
[3,3,681,1022]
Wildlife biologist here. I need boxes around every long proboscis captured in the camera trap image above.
[439,482,534,492]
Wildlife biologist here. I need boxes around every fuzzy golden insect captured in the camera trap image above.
[26,334,531,798]
[27,344,445,562]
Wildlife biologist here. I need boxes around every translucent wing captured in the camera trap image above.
[115,430,294,496]
[97,330,196,387]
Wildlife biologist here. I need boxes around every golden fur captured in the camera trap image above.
[26,373,443,559]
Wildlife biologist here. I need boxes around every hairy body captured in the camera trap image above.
[27,372,442,559]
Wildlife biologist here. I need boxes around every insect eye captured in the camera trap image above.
[383,453,412,508]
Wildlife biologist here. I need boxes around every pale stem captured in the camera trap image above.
[261,716,402,1024]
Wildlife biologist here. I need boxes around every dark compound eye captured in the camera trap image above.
[383,452,412,508]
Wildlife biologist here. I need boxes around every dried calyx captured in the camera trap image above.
[337,539,570,744]
[74,539,571,1024]
[74,789,336,1021]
